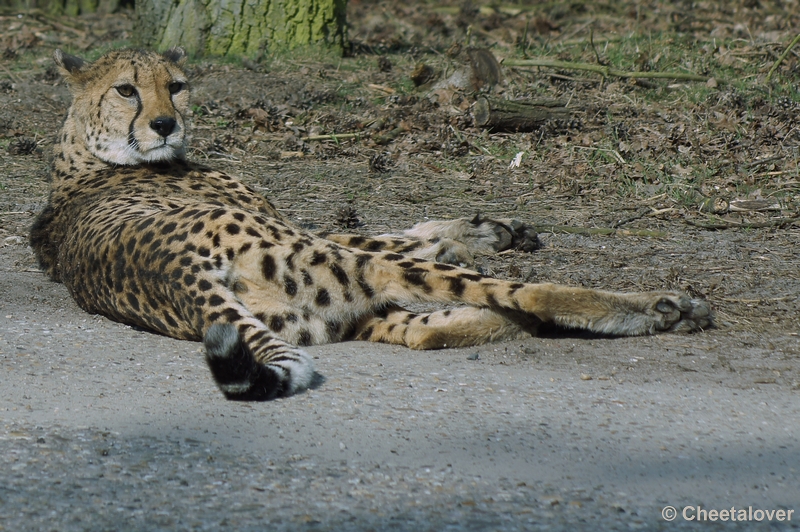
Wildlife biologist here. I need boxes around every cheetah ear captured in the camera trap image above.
[53,49,86,77]
[53,49,89,93]
[162,47,187,66]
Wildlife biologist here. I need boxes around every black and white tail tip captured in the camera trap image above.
[204,323,313,401]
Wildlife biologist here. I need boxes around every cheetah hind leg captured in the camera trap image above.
[204,324,315,400]
[352,305,541,349]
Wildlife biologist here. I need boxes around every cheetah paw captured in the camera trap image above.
[470,214,541,253]
[651,294,713,333]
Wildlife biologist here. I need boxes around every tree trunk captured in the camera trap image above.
[134,0,347,58]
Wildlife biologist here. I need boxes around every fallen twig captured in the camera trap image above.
[532,225,668,238]
[685,213,800,230]
[301,133,362,142]
[503,58,710,83]
[611,208,652,229]
[766,33,800,82]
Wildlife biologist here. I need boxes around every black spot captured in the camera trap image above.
[164,313,179,328]
[125,238,137,255]
[225,223,240,235]
[356,254,372,269]
[232,212,245,222]
[433,263,456,271]
[222,308,241,321]
[126,293,140,311]
[198,246,211,258]
[420,316,429,325]
[284,275,297,296]
[262,254,276,280]
[357,326,374,341]
[316,288,331,306]
[398,242,422,253]
[246,227,261,238]
[446,276,466,297]
[398,261,414,268]
[209,295,225,306]
[297,330,312,346]
[239,242,252,254]
[137,218,154,230]
[326,320,341,337]
[292,242,305,253]
[348,236,365,247]
[179,256,193,267]
[209,209,225,220]
[459,272,483,282]
[183,274,196,286]
[140,231,155,245]
[366,240,386,251]
[198,279,212,291]
[161,222,177,234]
[269,315,285,332]
[357,276,375,298]
[301,270,313,285]
[286,313,298,323]
[384,253,404,261]
[403,268,427,286]
[329,263,349,286]
[310,251,327,265]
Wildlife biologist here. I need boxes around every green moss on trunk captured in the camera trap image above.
[135,0,346,58]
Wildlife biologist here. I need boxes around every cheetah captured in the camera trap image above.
[30,48,712,400]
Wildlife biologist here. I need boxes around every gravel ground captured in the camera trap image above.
[1,268,799,531]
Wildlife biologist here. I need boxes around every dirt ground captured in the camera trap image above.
[1,1,799,530]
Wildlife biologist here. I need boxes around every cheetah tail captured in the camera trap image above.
[203,323,285,401]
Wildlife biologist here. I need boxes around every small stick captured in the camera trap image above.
[532,224,668,238]
[504,58,710,83]
[301,133,362,141]
[685,213,800,230]
[766,33,800,82]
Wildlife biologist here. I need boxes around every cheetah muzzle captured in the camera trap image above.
[30,48,713,401]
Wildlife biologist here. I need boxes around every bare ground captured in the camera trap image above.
[1,1,799,530]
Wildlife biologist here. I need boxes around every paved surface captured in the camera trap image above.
[1,265,799,530]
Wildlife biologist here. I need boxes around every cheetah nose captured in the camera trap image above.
[150,116,177,137]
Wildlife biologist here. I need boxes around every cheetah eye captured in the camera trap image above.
[168,82,185,95]
[115,84,137,98]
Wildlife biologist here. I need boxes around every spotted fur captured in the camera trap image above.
[30,49,713,400]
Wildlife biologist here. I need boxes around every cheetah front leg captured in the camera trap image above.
[324,214,540,266]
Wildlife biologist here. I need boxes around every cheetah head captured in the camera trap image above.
[54,48,190,165]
